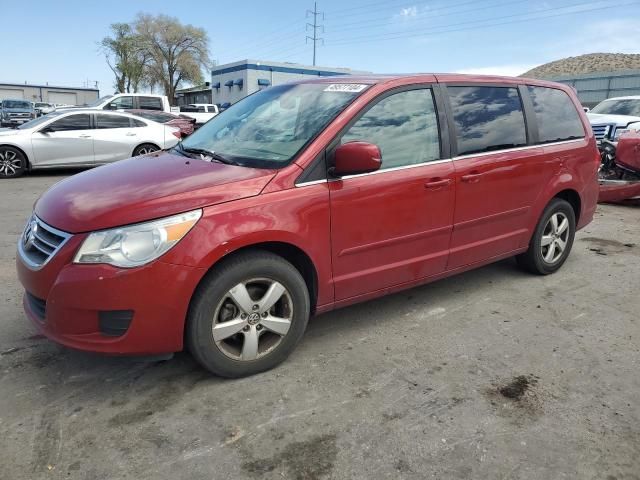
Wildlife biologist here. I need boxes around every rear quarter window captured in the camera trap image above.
[447,86,527,156]
[527,86,585,143]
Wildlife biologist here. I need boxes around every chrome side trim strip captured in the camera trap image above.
[453,138,585,161]
[295,138,586,187]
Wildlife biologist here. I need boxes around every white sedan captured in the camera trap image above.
[0,110,181,178]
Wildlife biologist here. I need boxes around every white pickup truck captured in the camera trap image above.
[178,104,219,125]
[57,93,172,113]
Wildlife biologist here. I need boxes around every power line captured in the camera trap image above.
[326,0,638,46]
[306,2,324,66]
[327,0,527,32]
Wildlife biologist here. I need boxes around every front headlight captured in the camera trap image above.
[614,128,630,140]
[74,209,202,268]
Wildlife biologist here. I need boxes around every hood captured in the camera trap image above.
[587,112,640,126]
[0,128,25,136]
[35,151,277,233]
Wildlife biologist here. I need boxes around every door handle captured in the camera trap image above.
[424,178,452,189]
[126,132,137,137]
[78,134,92,138]
[461,172,483,183]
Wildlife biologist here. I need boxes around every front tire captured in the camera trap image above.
[187,251,310,378]
[516,198,576,275]
[0,146,26,178]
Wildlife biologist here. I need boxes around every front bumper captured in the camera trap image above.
[16,238,206,355]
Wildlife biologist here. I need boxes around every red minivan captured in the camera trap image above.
[16,74,600,377]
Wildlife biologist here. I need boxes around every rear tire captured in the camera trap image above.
[0,146,26,178]
[186,251,310,378]
[133,143,159,156]
[516,198,576,275]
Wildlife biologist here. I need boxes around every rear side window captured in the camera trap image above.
[448,86,527,156]
[96,114,131,129]
[131,118,147,127]
[139,96,164,111]
[527,86,585,143]
[341,88,440,169]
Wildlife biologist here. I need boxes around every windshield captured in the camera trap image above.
[591,99,640,117]
[86,95,113,107]
[180,83,368,168]
[17,111,64,130]
[2,100,32,109]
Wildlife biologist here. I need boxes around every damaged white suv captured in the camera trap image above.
[588,96,640,143]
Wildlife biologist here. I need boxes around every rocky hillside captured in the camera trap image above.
[522,53,640,79]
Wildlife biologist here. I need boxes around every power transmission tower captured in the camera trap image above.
[306,2,324,66]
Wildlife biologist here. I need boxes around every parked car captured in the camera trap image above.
[0,110,180,178]
[179,103,219,124]
[15,74,599,377]
[57,93,172,113]
[128,109,196,138]
[1,99,35,127]
[34,102,55,117]
[587,96,640,142]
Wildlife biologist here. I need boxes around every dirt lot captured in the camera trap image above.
[1,171,639,480]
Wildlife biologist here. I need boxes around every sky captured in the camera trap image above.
[3,0,640,96]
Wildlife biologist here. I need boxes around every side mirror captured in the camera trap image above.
[39,126,54,134]
[331,141,382,177]
[583,107,590,113]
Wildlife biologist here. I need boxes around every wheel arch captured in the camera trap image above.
[192,240,319,314]
[553,188,581,224]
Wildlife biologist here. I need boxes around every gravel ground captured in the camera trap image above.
[1,171,639,480]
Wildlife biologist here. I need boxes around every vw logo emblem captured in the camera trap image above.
[247,313,261,325]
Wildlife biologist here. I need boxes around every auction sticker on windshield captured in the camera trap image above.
[324,84,368,93]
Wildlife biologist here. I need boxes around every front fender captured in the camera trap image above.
[161,185,334,306]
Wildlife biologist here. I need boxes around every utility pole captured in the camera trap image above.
[306,2,324,66]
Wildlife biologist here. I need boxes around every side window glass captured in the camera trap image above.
[48,114,91,131]
[131,118,146,127]
[341,89,440,169]
[105,96,133,110]
[96,114,132,129]
[527,86,585,143]
[139,96,163,111]
[447,86,527,155]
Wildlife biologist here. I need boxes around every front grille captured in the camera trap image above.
[591,124,613,141]
[18,216,71,269]
[26,292,46,321]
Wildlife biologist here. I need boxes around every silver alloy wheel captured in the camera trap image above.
[212,278,293,361]
[541,212,570,264]
[137,145,158,155]
[0,149,21,176]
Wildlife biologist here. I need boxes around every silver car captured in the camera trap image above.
[0,109,181,178]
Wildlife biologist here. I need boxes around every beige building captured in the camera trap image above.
[0,82,99,106]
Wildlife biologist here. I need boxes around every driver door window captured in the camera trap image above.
[105,96,133,110]
[48,114,91,131]
[341,89,440,170]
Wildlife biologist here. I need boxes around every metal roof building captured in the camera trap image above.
[546,70,640,108]
[0,82,99,106]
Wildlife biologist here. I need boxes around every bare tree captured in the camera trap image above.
[134,14,210,104]
[100,23,148,93]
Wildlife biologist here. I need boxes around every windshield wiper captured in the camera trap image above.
[180,146,237,165]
